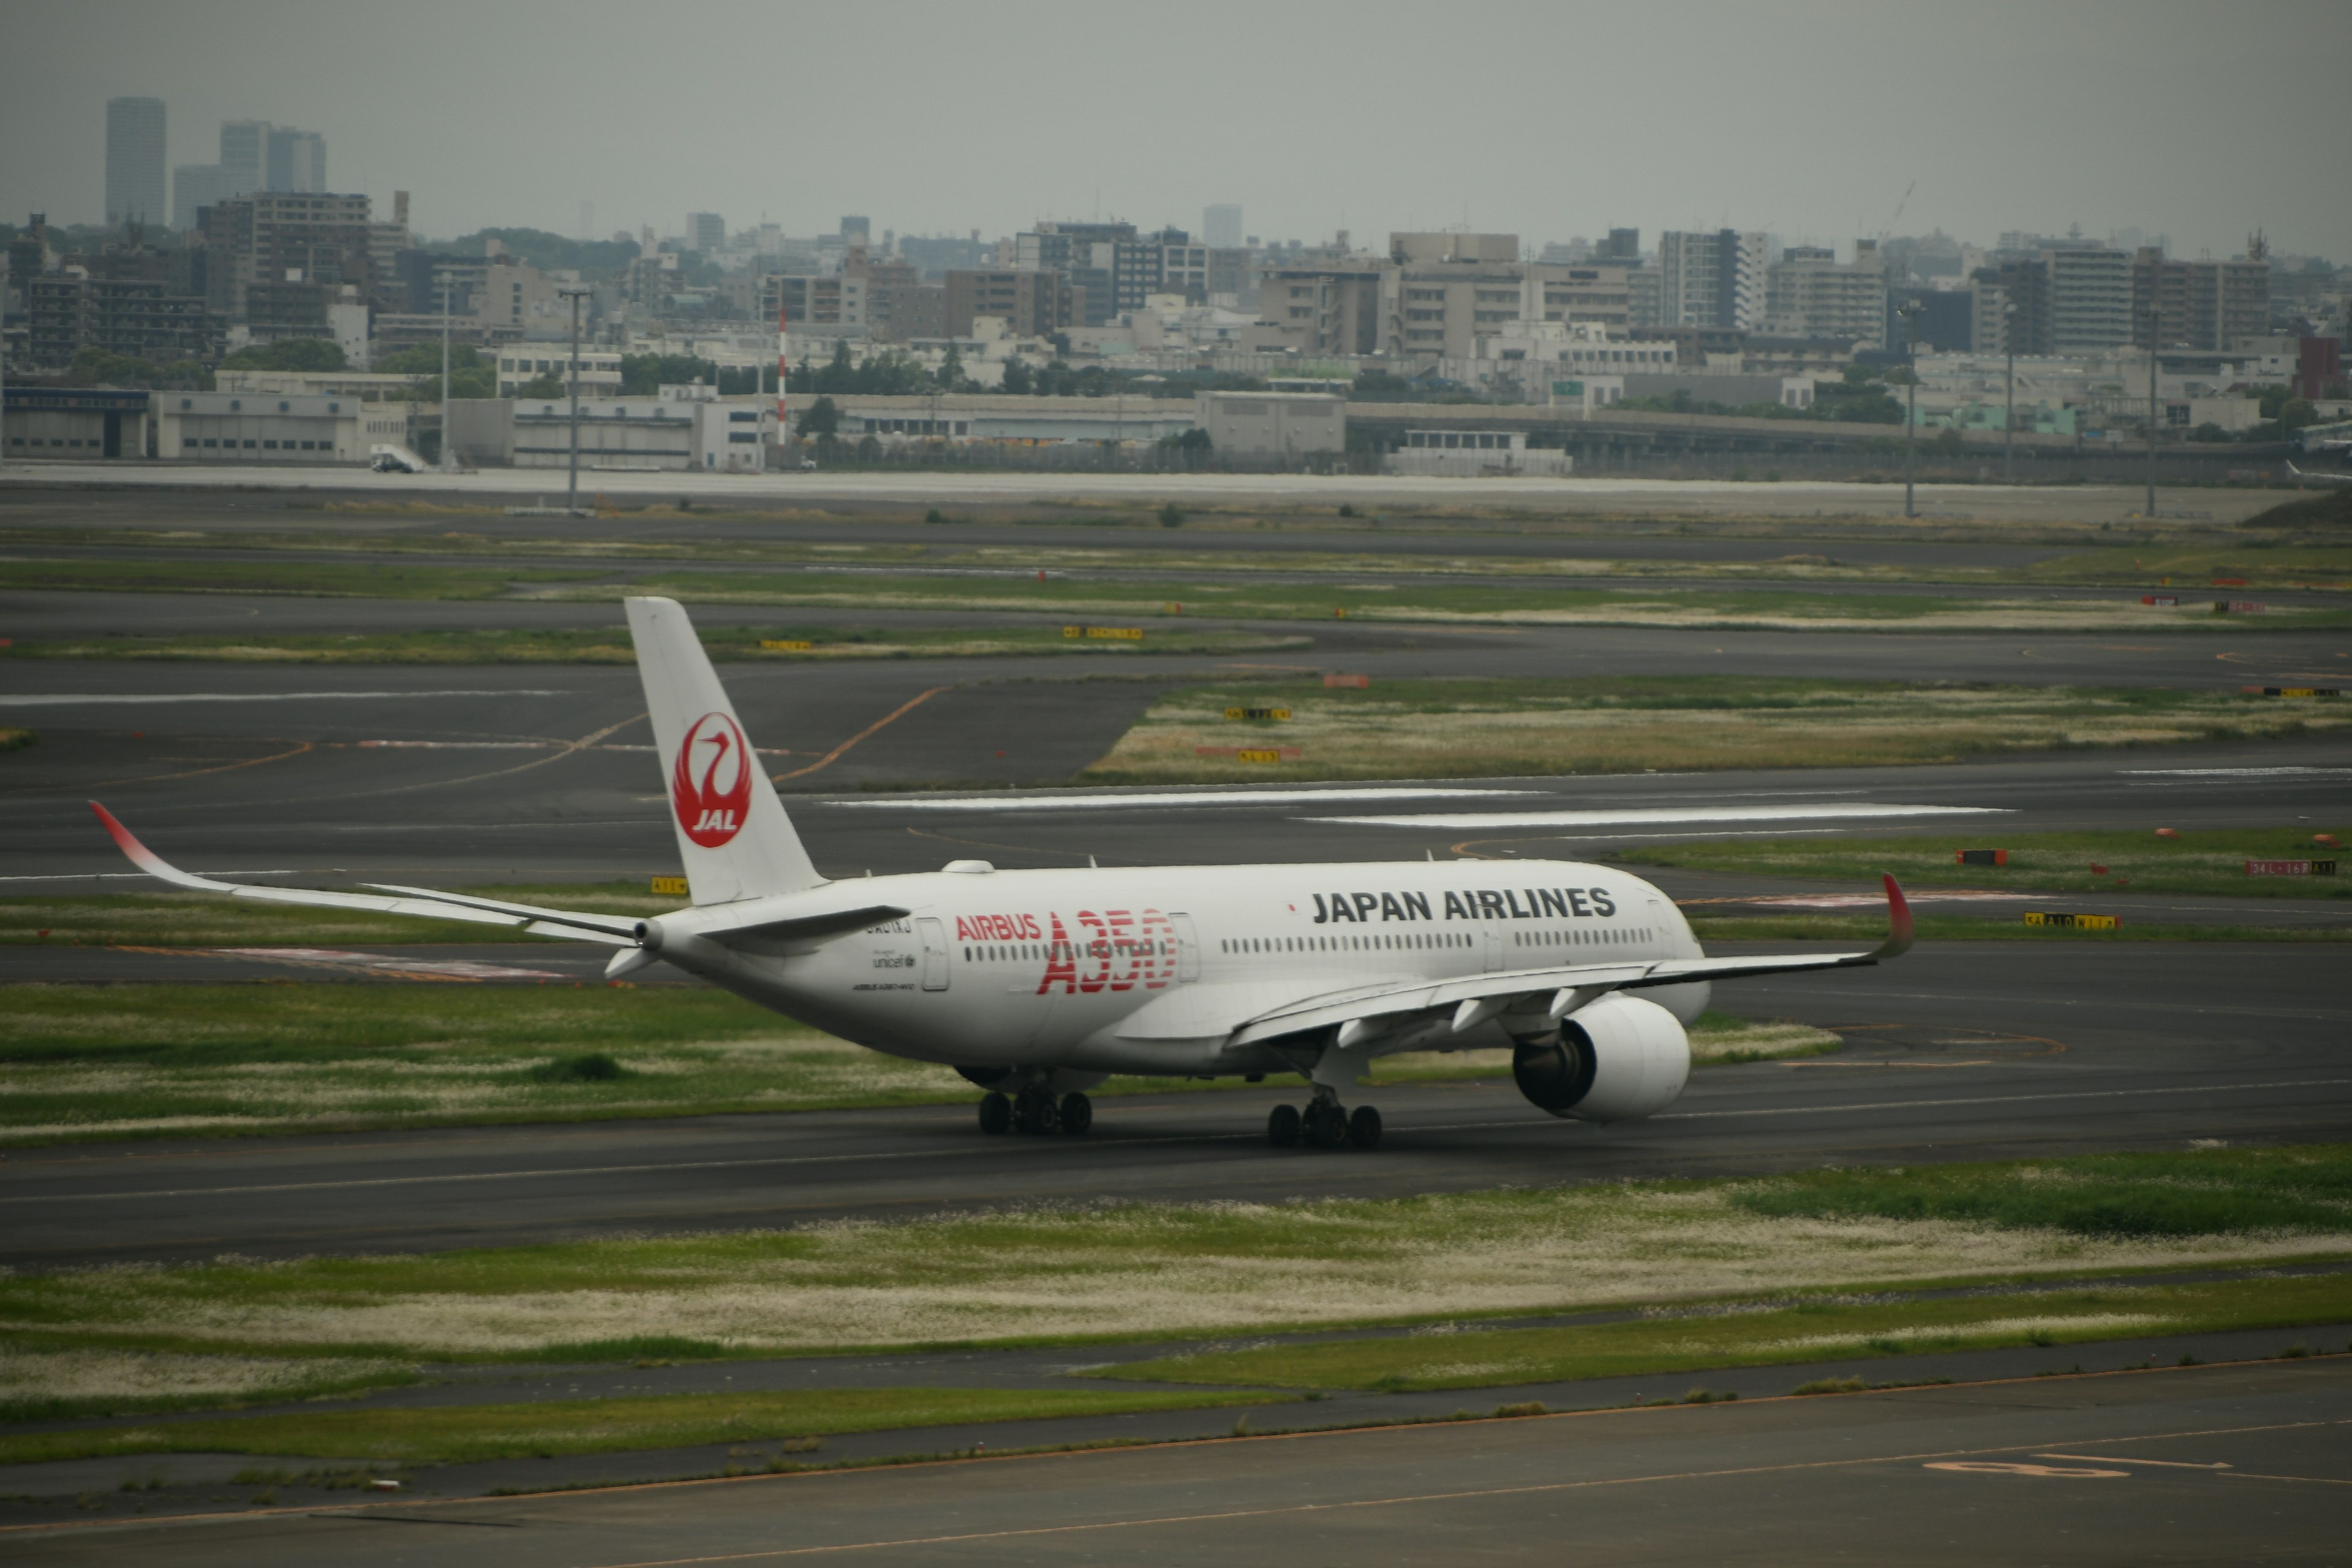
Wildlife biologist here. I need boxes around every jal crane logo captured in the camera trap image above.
[672,711,754,848]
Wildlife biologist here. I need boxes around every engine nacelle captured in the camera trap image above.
[1510,992,1691,1123]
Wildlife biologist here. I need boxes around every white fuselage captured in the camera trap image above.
[651,859,1708,1077]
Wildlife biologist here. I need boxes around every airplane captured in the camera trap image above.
[90,597,1912,1151]
[2285,462,2351,486]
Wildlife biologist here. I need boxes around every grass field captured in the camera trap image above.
[0,624,1307,664]
[0,1385,1283,1468]
[598,567,2352,633]
[1080,676,2352,782]
[0,558,595,600]
[4,1147,2342,1398]
[1103,1271,2352,1392]
[0,883,682,948]
[0,986,1809,1145]
[1626,825,2352,902]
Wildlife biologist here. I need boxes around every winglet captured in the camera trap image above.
[89,801,219,890]
[1872,873,1914,960]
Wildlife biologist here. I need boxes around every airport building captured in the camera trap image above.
[2,385,153,460]
[154,390,410,463]
[447,385,773,473]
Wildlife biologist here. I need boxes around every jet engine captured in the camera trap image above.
[1509,992,1691,1123]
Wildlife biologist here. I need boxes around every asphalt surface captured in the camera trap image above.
[6,938,2346,1268]
[7,1356,2347,1563]
[1,463,2296,524]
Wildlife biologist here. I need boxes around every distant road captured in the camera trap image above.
[0,461,2285,523]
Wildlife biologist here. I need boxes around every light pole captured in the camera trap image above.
[438,272,454,472]
[2002,297,2018,484]
[1898,298,1925,518]
[558,285,592,516]
[2139,304,2160,518]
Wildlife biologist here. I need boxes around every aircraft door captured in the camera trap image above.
[916,918,950,992]
[1170,912,1199,983]
[1482,927,1504,972]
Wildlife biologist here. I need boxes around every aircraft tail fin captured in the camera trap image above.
[625,596,825,904]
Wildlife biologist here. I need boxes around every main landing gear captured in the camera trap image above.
[1267,1093,1381,1151]
[979,1088,1091,1137]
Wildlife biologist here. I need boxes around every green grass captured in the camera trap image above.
[604,568,2352,632]
[1098,1272,2352,1393]
[1732,1147,2352,1237]
[0,983,976,1144]
[1627,826,2352,902]
[0,1385,1286,1468]
[0,625,1306,664]
[0,559,597,600]
[0,882,682,947]
[1082,676,2352,782]
[1687,916,2351,943]
[3,1147,2344,1380]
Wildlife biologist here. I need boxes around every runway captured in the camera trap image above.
[4,940,2345,1268]
[8,1357,2346,1564]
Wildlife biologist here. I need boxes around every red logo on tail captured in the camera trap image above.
[673,712,753,848]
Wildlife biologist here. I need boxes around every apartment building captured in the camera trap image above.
[942,270,1080,339]
[2130,249,2269,352]
[1763,241,1886,345]
[1656,230,1768,331]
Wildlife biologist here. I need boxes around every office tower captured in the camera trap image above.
[219,120,268,195]
[1203,203,1243,249]
[839,215,871,248]
[266,127,327,193]
[105,96,167,227]
[688,213,725,252]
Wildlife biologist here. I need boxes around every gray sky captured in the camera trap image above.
[8,0,2343,260]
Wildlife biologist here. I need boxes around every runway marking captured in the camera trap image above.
[542,1413,2352,1565]
[1309,803,2010,830]
[772,686,951,782]
[1450,827,1845,856]
[9,1077,2348,1207]
[830,786,1539,811]
[0,689,569,706]
[2038,1453,2230,1469]
[2120,767,2352,778]
[1926,1460,2128,1477]
[1657,1077,2352,1122]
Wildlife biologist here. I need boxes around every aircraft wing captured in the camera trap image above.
[1226,875,1912,1050]
[90,802,642,944]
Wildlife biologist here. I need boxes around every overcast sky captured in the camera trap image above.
[7,0,2343,261]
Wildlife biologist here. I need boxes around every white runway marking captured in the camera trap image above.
[2121,767,2352,778]
[829,787,1539,812]
[1304,803,2010,829]
[10,1078,2346,1206]
[0,690,568,706]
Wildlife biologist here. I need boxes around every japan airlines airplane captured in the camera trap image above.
[91,597,1911,1151]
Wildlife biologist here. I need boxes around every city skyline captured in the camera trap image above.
[6,0,2345,262]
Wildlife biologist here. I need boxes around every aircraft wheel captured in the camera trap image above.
[978,1092,1011,1135]
[1058,1092,1093,1136]
[1347,1104,1383,1150]
[1308,1101,1349,1150]
[1014,1089,1059,1136]
[1267,1103,1301,1148]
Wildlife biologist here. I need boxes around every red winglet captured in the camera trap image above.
[1876,872,1914,959]
[89,801,193,884]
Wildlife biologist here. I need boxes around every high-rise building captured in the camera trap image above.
[1596,228,1640,262]
[1657,230,1767,331]
[2046,244,2131,352]
[1203,203,1242,249]
[839,216,871,247]
[265,127,327,193]
[1763,240,1887,345]
[2129,247,2268,352]
[688,213,725,252]
[105,97,167,228]
[219,120,268,195]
